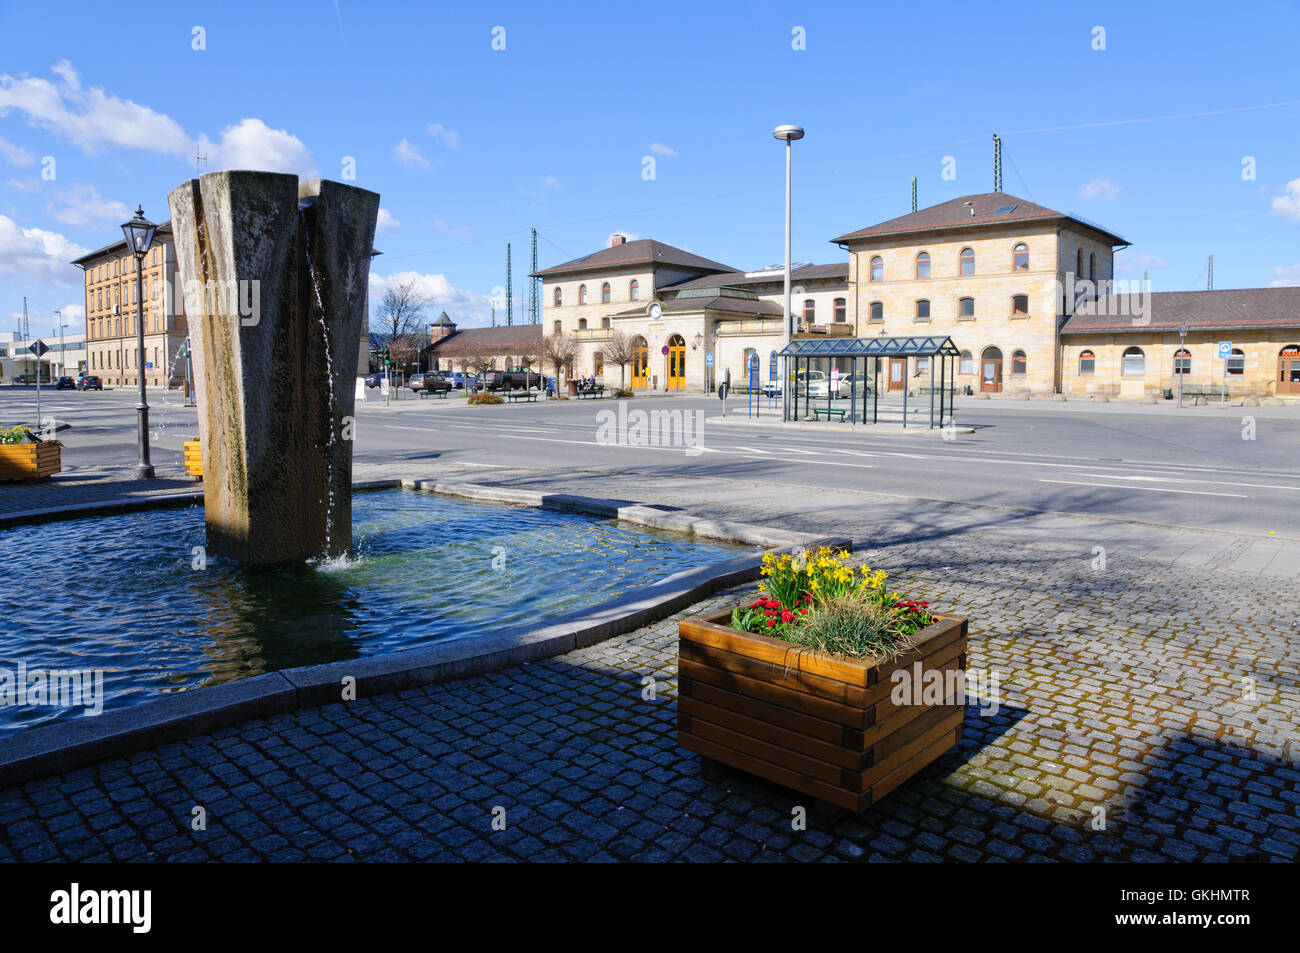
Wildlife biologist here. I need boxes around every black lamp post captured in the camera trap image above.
[121,205,157,479]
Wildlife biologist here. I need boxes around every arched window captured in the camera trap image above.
[579,284,588,305]
[834,298,846,322]
[578,318,588,330]
[593,351,604,375]
[870,256,883,281]
[1012,350,1027,375]
[916,252,931,279]
[553,320,562,333]
[1122,346,1145,377]
[601,282,611,304]
[629,279,639,300]
[869,301,883,321]
[601,316,610,329]
[960,248,975,275]
[959,350,974,374]
[1089,253,1096,280]
[959,297,975,318]
[803,299,816,324]
[554,287,562,307]
[1012,294,1029,315]
[1228,348,1245,376]
[1013,243,1029,271]
[1079,350,1096,375]
[915,299,930,321]
[1173,348,1191,375]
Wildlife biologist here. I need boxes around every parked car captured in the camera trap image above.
[56,376,76,390]
[444,371,480,390]
[809,373,872,399]
[484,366,543,390]
[77,375,103,391]
[407,373,452,394]
[365,373,384,388]
[761,379,782,397]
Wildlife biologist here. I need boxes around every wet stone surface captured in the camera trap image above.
[1,531,1296,862]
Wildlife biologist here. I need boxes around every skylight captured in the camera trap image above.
[994,204,1018,215]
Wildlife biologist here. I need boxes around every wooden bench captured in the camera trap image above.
[812,407,848,422]
[416,388,449,399]
[575,387,606,399]
[505,390,537,403]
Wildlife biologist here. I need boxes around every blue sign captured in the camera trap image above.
[1217,341,1232,359]
[145,362,153,369]
[705,353,714,366]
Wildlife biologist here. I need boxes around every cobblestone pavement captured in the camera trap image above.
[1,507,1296,862]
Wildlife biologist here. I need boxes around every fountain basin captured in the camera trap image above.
[0,480,845,786]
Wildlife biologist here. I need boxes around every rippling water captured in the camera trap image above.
[0,490,750,732]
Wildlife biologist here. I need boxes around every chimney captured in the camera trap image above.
[608,233,627,247]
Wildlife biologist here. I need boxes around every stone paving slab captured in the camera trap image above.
[0,467,1296,862]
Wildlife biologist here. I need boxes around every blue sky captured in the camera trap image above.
[1,0,1298,337]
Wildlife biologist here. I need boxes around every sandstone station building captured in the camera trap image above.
[527,192,1300,400]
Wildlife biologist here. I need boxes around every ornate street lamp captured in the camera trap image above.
[121,205,157,479]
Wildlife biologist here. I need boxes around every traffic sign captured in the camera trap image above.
[705,353,714,366]
[661,345,670,356]
[28,339,48,357]
[146,362,153,369]
[1217,341,1232,359]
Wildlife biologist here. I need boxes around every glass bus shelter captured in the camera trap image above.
[777,335,960,428]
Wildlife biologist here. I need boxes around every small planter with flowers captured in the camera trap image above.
[677,547,968,814]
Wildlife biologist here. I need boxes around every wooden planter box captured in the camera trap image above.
[0,442,61,482]
[183,439,203,479]
[678,607,968,813]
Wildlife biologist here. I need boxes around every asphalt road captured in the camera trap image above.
[4,385,1298,538]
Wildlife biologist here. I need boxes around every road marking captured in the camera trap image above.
[1066,472,1300,492]
[1038,478,1248,498]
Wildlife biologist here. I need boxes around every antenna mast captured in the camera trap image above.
[992,134,1002,193]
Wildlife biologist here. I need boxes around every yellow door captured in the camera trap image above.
[667,334,686,390]
[631,337,648,389]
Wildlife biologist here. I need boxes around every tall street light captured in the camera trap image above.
[773,124,804,421]
[54,310,67,376]
[121,205,157,479]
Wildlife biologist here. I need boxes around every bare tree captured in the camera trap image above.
[604,330,637,388]
[372,280,431,374]
[543,332,579,395]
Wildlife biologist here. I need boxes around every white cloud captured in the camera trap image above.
[0,136,35,166]
[198,118,316,176]
[376,208,400,232]
[648,142,677,156]
[1077,177,1119,201]
[1269,263,1300,287]
[6,177,41,192]
[0,213,88,284]
[539,174,561,191]
[426,123,461,149]
[1271,177,1300,222]
[369,270,495,327]
[393,138,431,171]
[0,60,191,157]
[0,62,315,175]
[46,184,130,229]
[1114,250,1168,275]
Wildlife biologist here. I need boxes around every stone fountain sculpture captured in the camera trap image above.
[169,171,380,566]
